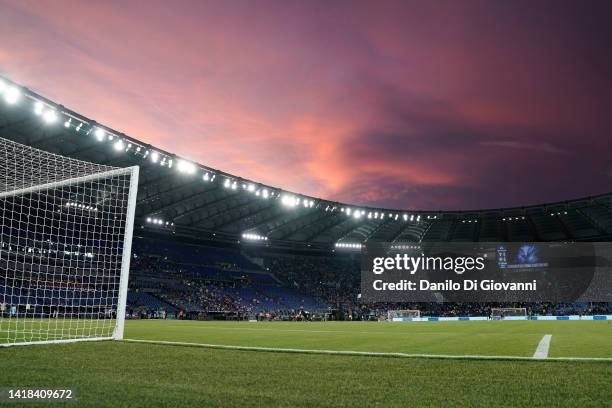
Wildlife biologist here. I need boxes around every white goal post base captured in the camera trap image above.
[0,137,138,346]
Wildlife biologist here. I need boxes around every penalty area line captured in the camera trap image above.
[122,339,612,362]
[533,334,552,359]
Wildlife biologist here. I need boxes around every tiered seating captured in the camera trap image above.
[127,292,178,312]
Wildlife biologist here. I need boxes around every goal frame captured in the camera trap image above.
[490,307,527,319]
[387,309,421,320]
[0,165,139,347]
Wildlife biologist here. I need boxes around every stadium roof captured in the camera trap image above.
[0,74,611,250]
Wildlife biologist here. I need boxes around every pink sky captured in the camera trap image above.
[1,0,611,210]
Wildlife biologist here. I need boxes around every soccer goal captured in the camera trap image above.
[0,137,138,346]
[387,309,421,321]
[490,307,527,320]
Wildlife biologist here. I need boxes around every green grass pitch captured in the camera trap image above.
[1,320,611,407]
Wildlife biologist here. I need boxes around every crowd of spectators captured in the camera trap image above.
[127,238,612,320]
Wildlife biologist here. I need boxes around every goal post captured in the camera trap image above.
[0,137,139,346]
[490,307,527,320]
[387,309,421,321]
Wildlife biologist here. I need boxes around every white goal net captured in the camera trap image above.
[387,310,421,320]
[490,307,527,319]
[0,137,138,346]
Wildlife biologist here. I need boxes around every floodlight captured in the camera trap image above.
[281,194,298,207]
[42,110,58,124]
[177,160,196,174]
[4,86,20,104]
[262,189,269,199]
[114,140,124,151]
[64,118,72,128]
[94,128,105,141]
[34,101,44,115]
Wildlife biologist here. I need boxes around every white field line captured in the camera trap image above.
[123,338,612,362]
[533,334,552,359]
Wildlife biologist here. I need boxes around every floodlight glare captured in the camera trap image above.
[94,128,105,141]
[34,102,44,115]
[281,194,298,207]
[177,160,196,174]
[42,110,58,124]
[114,140,124,151]
[4,86,20,104]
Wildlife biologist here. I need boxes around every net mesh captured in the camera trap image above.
[490,308,527,317]
[387,310,420,320]
[0,137,137,345]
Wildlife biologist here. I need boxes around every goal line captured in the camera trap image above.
[122,338,612,362]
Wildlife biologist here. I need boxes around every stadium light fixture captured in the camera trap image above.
[64,118,72,128]
[114,140,124,151]
[42,109,58,124]
[94,128,105,141]
[241,232,268,241]
[150,151,159,163]
[4,86,20,104]
[34,101,44,115]
[177,160,196,175]
[262,188,269,199]
[281,194,299,207]
[335,242,362,250]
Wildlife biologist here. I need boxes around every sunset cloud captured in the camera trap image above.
[0,0,610,210]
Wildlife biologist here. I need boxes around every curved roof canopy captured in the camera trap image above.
[0,75,611,250]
